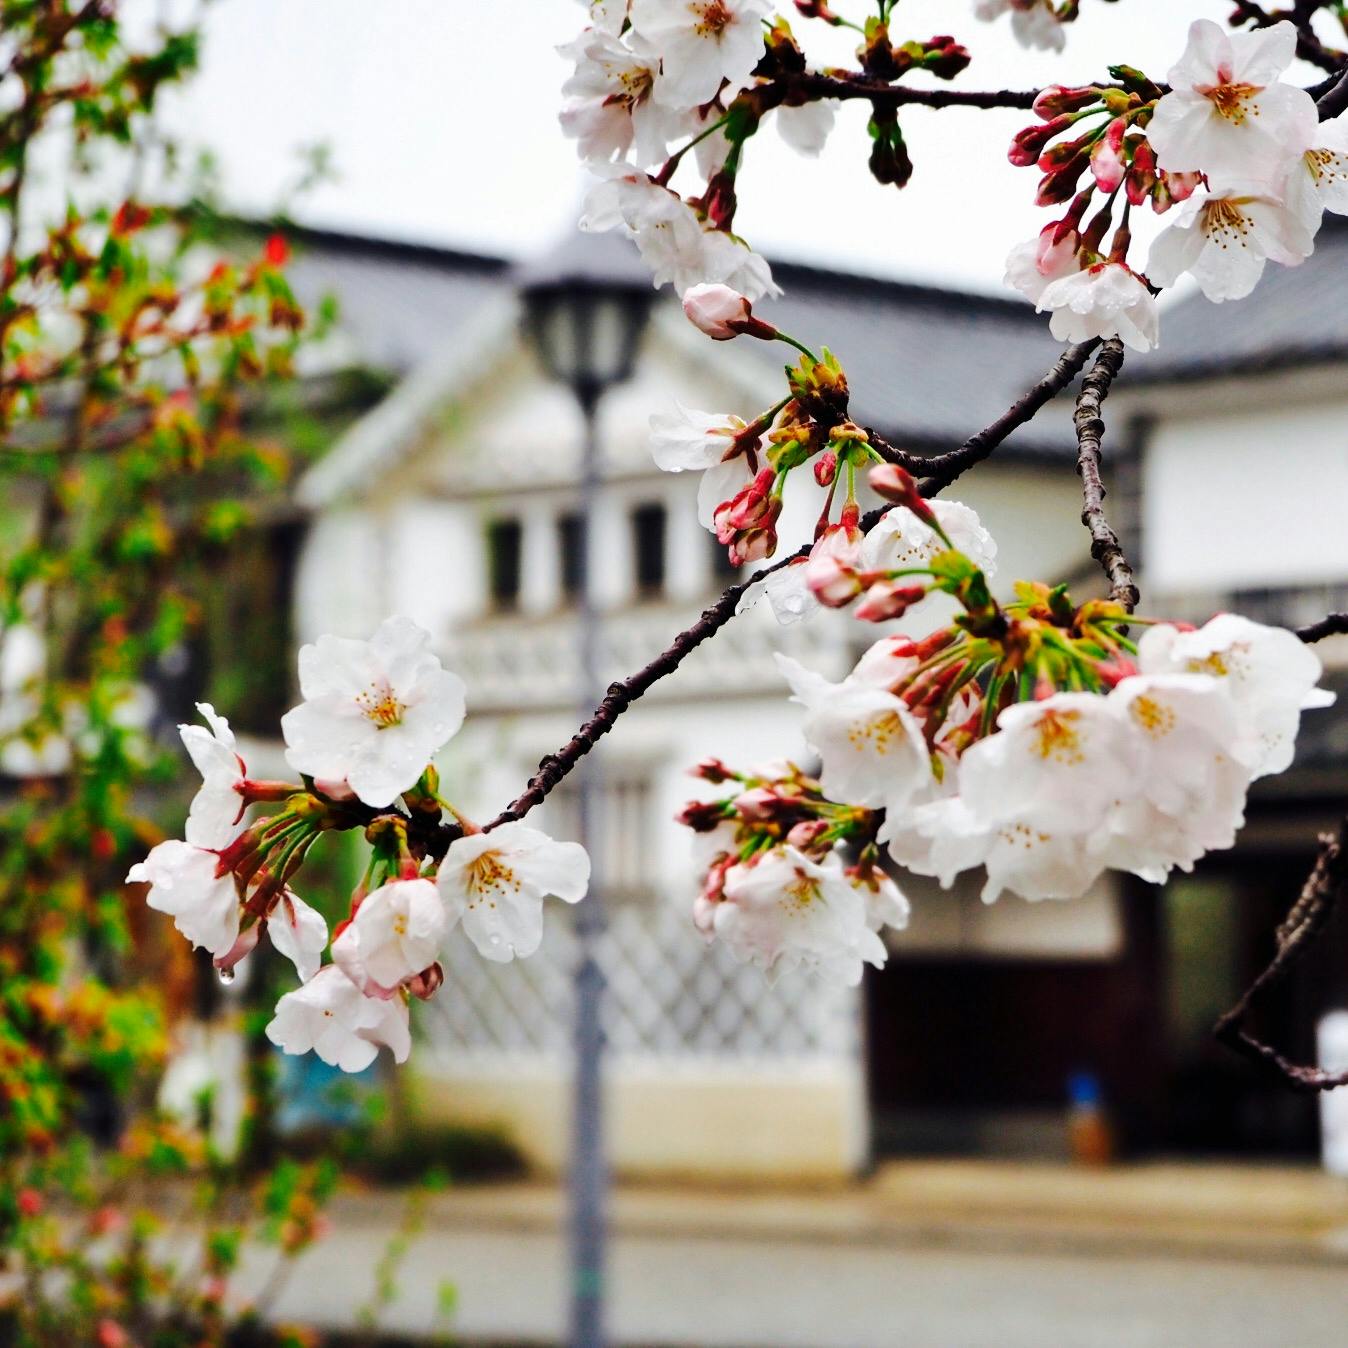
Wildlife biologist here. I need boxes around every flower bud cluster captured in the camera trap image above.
[127,618,591,1074]
[678,758,910,985]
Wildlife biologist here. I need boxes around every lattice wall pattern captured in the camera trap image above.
[418,895,859,1062]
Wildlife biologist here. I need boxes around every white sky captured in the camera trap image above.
[148,0,1318,294]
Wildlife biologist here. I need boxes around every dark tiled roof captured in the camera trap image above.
[1138,218,1348,384]
[273,222,1079,458]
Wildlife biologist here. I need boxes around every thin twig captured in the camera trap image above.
[778,71,1038,112]
[1297,612,1348,643]
[1072,338,1138,612]
[485,341,1096,830]
[1214,817,1348,1091]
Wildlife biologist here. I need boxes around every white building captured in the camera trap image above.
[258,221,1348,1176]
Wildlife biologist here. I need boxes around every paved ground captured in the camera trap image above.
[248,1161,1348,1346]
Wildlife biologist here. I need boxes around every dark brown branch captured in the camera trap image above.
[485,341,1095,830]
[1214,816,1348,1091]
[1297,612,1348,642]
[1072,338,1138,612]
[783,71,1038,111]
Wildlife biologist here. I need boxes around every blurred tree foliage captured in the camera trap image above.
[0,3,339,1342]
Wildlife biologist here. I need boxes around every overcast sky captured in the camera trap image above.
[147,0,1317,294]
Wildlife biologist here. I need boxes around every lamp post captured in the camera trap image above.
[517,233,653,1348]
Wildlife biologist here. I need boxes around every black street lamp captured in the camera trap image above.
[516,231,654,1348]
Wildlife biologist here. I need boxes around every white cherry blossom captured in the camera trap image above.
[1004,228,1080,306]
[267,890,329,984]
[127,839,238,959]
[884,795,1107,905]
[560,29,684,167]
[1146,190,1315,302]
[265,966,411,1073]
[1148,20,1316,185]
[438,822,591,963]
[648,404,756,528]
[629,0,773,108]
[774,101,837,157]
[858,867,911,935]
[775,653,933,813]
[714,846,887,985]
[1036,263,1159,352]
[734,557,821,626]
[958,692,1134,833]
[974,0,1065,53]
[859,500,998,579]
[1285,112,1348,230]
[578,0,630,35]
[179,702,246,849]
[1137,614,1333,777]
[332,877,448,994]
[580,170,779,299]
[281,615,466,809]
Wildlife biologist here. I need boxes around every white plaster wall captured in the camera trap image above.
[292,507,386,643]
[1144,397,1348,595]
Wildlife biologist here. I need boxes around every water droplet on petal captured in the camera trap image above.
[217,968,236,986]
[488,933,501,946]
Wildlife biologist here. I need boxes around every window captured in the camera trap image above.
[710,530,741,584]
[557,511,584,603]
[546,774,655,901]
[631,501,666,598]
[485,518,522,610]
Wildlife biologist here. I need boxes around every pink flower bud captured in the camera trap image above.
[786,819,830,849]
[682,284,779,342]
[854,581,927,622]
[806,554,863,607]
[691,757,734,783]
[733,786,784,821]
[213,922,261,974]
[868,464,940,528]
[406,962,445,1000]
[1090,118,1127,193]
[1033,85,1100,119]
[1009,114,1076,168]
[814,449,837,487]
[677,799,728,831]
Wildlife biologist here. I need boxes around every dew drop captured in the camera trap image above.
[217,968,236,986]
[488,933,501,946]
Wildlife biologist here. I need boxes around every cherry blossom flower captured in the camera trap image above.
[1137,614,1333,778]
[1036,262,1159,352]
[648,404,756,528]
[856,866,911,935]
[578,0,630,34]
[629,0,773,108]
[714,846,888,985]
[127,839,238,959]
[1146,190,1315,302]
[775,653,933,814]
[774,101,837,157]
[179,703,246,849]
[974,0,1066,53]
[268,890,329,984]
[884,795,1108,904]
[437,822,591,963]
[332,877,449,994]
[859,500,998,579]
[560,29,682,167]
[1284,112,1348,230]
[265,966,411,1073]
[958,692,1134,833]
[280,615,467,809]
[581,170,780,298]
[1147,20,1316,185]
[1004,226,1081,306]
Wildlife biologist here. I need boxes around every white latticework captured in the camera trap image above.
[417,894,859,1063]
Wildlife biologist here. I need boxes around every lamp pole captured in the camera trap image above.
[516,234,653,1348]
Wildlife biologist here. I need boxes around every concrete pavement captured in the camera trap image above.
[246,1160,1348,1345]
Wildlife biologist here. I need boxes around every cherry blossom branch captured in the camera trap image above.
[1214,815,1348,1091]
[485,340,1099,830]
[1072,338,1139,612]
[1297,612,1348,642]
[778,71,1039,112]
